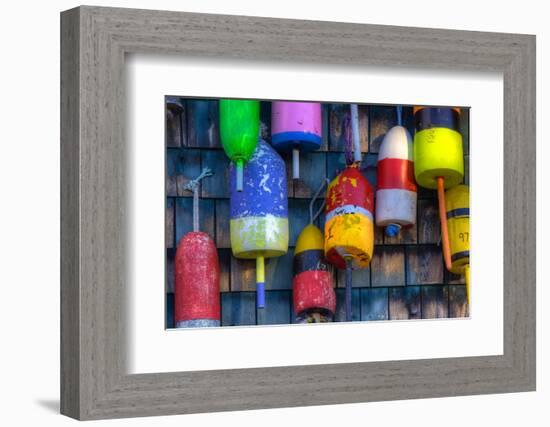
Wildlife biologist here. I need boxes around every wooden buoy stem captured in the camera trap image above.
[344,256,353,321]
[256,256,266,309]
[184,168,213,232]
[309,178,329,224]
[350,104,362,164]
[464,265,470,305]
[192,187,200,232]
[396,105,403,126]
[437,176,453,271]
[236,159,244,192]
[292,147,300,179]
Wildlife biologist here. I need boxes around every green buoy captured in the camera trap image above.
[219,99,260,191]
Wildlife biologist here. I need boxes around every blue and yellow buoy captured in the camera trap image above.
[230,139,289,309]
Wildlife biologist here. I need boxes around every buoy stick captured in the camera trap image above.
[184,168,213,232]
[437,177,453,271]
[309,178,329,224]
[236,159,244,192]
[192,186,199,232]
[464,265,470,306]
[292,147,300,179]
[256,256,266,309]
[350,104,362,164]
[396,105,403,127]
[344,257,353,321]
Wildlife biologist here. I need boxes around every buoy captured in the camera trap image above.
[219,99,260,192]
[413,107,464,189]
[325,167,374,270]
[230,140,289,309]
[445,184,470,302]
[293,180,336,323]
[376,119,417,237]
[175,168,220,328]
[413,106,464,275]
[271,101,322,179]
[325,104,374,321]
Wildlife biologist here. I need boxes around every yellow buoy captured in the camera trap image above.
[445,184,470,302]
[413,106,467,301]
[413,107,464,189]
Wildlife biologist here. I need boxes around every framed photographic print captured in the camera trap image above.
[61,5,535,420]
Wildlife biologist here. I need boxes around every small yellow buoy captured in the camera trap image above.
[445,184,470,302]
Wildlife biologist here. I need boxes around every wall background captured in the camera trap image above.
[0,0,546,425]
[165,100,469,327]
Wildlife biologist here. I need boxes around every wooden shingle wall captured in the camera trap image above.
[165,97,470,328]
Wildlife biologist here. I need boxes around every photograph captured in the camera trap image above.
[165,98,470,327]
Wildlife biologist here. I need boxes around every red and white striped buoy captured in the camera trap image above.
[375,125,417,237]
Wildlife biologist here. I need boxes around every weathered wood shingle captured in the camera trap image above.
[371,246,406,287]
[258,291,292,325]
[166,198,174,249]
[335,289,361,322]
[421,285,449,319]
[361,288,389,321]
[221,292,256,326]
[166,96,185,148]
[389,286,421,320]
[200,150,229,198]
[186,99,220,148]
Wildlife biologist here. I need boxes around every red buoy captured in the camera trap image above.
[175,232,220,327]
[174,168,221,328]
[293,180,336,323]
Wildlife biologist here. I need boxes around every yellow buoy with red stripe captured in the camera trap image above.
[445,184,470,302]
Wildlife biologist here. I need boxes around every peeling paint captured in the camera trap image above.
[325,167,374,270]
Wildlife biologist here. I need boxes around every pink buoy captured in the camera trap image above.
[271,101,322,179]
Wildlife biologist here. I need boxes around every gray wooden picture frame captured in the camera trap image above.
[60,5,536,420]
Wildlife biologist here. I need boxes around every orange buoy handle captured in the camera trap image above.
[437,177,453,271]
